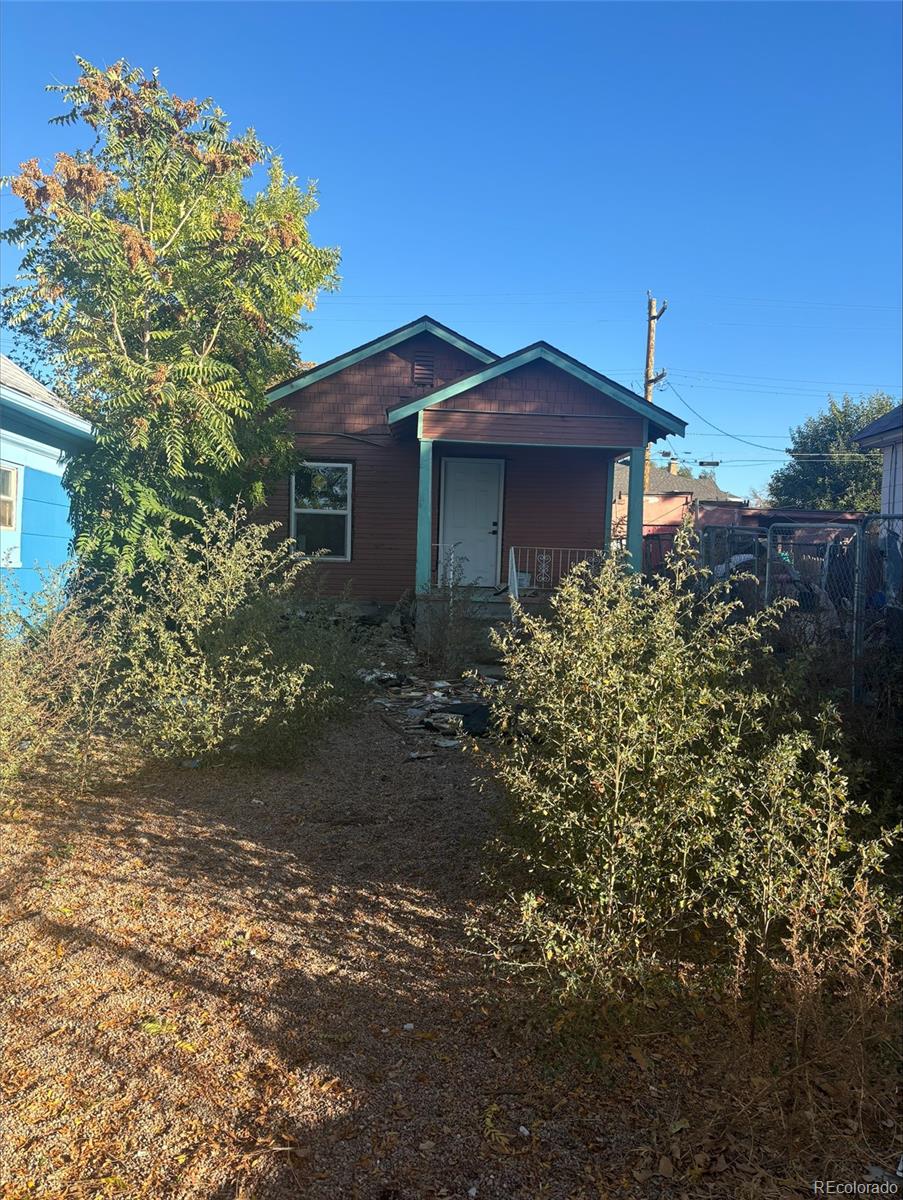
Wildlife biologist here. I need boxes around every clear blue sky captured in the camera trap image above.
[2,1,901,498]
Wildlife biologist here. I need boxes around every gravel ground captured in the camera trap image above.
[1,709,897,1199]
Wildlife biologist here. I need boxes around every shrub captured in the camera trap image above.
[101,506,364,765]
[484,527,899,1010]
[0,569,108,790]
[416,551,489,677]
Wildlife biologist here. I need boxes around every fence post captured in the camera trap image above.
[764,525,777,606]
[851,517,869,704]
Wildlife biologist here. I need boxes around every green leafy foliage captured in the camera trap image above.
[484,529,899,1007]
[101,506,366,764]
[1,508,368,780]
[767,393,896,511]
[1,58,339,575]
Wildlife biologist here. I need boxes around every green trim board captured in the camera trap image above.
[626,434,646,569]
[411,437,633,450]
[267,316,497,402]
[387,342,687,441]
[415,439,434,593]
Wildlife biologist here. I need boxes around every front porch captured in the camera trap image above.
[383,339,686,602]
[415,440,646,596]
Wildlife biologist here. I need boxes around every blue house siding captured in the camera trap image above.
[1,356,92,606]
[1,429,74,603]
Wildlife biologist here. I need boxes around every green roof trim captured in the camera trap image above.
[386,342,687,441]
[267,316,497,402]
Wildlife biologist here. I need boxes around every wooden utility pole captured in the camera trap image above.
[643,293,668,488]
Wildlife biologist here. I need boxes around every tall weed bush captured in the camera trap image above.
[1,507,369,781]
[416,551,488,677]
[102,507,366,764]
[485,528,899,1010]
[1,570,108,788]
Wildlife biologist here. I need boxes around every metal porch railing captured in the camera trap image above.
[507,546,601,601]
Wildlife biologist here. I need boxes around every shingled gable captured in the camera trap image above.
[266,315,497,402]
[385,341,687,443]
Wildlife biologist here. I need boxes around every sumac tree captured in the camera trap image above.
[2,58,339,574]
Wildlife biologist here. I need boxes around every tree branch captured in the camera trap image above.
[157,181,214,258]
[110,303,129,357]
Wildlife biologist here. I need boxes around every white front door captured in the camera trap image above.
[440,458,504,585]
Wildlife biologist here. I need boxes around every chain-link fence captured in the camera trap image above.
[698,517,903,702]
[852,515,903,702]
[700,525,769,610]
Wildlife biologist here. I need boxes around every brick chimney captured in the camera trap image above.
[668,459,679,475]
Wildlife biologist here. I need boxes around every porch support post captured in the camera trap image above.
[626,444,645,570]
[603,455,615,552]
[416,438,434,592]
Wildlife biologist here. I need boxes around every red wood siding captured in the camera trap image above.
[262,337,627,601]
[432,359,637,419]
[259,332,486,603]
[279,332,483,438]
[421,409,642,447]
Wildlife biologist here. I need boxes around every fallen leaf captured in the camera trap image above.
[629,1044,650,1071]
[658,1155,674,1178]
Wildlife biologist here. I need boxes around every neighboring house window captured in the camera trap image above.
[291,462,352,560]
[0,464,18,530]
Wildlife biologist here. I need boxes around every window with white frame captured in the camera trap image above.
[0,464,18,531]
[292,462,352,560]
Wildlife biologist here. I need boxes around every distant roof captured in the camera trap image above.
[614,461,741,502]
[852,404,903,448]
[0,354,92,449]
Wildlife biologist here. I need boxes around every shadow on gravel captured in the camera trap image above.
[9,715,576,1200]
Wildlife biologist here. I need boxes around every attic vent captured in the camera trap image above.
[412,354,434,388]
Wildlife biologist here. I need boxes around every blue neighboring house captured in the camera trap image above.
[0,355,93,601]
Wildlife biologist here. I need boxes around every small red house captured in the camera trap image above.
[263,317,686,603]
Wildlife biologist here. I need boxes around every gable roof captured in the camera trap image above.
[613,461,741,502]
[0,354,93,451]
[386,341,687,441]
[267,316,497,402]
[852,403,902,449]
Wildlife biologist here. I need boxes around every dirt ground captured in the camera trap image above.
[1,708,898,1200]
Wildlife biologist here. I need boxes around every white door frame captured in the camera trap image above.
[439,456,505,586]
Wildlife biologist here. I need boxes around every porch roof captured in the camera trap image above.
[387,342,687,441]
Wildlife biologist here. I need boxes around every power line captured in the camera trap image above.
[664,381,885,461]
[311,288,901,312]
[668,366,902,388]
[667,379,902,400]
[665,381,795,453]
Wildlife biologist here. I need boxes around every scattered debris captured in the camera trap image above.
[358,657,495,760]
